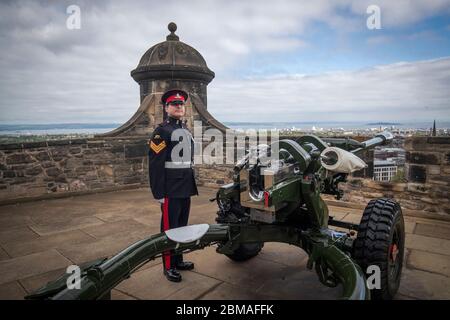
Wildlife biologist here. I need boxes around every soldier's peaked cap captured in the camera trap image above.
[161,89,189,105]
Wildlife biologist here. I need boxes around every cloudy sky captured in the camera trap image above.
[0,0,449,124]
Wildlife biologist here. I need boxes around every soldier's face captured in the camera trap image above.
[166,102,185,119]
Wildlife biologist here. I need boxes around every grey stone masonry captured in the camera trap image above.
[0,138,148,203]
[1,136,450,219]
[338,137,450,218]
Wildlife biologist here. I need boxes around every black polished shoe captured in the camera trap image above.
[175,261,194,270]
[164,268,182,282]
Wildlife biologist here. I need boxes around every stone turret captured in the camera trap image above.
[100,22,227,137]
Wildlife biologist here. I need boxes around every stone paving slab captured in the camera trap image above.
[328,210,348,220]
[0,246,10,261]
[404,221,416,234]
[406,215,450,226]
[0,214,33,231]
[341,213,363,224]
[199,282,277,300]
[93,207,158,223]
[0,249,71,285]
[111,289,137,300]
[132,214,162,228]
[414,222,450,240]
[407,250,450,277]
[0,281,27,300]
[19,268,66,294]
[163,276,221,300]
[0,226,39,244]
[81,219,151,239]
[255,265,340,300]
[257,242,308,267]
[115,263,221,300]
[187,246,297,291]
[29,216,105,236]
[57,228,160,265]
[28,205,99,221]
[2,229,95,258]
[399,268,450,299]
[405,234,450,256]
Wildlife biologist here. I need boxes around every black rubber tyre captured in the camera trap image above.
[225,242,264,262]
[353,198,405,300]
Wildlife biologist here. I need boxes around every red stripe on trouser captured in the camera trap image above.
[162,197,171,270]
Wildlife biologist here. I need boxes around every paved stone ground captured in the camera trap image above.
[0,187,449,300]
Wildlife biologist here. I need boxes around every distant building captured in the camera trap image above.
[374,147,406,166]
[373,160,398,182]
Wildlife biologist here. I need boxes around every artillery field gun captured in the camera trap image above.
[26,132,404,300]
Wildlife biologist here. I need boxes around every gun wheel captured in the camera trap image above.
[353,198,405,300]
[225,242,264,262]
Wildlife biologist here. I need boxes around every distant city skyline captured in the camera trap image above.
[1,120,448,131]
[0,1,449,123]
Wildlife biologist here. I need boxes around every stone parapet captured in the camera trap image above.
[1,135,449,218]
[336,136,450,217]
[0,137,148,203]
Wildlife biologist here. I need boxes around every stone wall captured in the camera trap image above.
[1,135,450,218]
[196,164,234,188]
[0,137,149,203]
[0,135,235,203]
[337,136,450,218]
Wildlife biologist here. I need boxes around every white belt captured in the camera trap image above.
[165,161,192,168]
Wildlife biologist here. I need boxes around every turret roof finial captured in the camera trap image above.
[167,22,179,41]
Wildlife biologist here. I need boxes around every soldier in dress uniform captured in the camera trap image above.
[147,89,198,282]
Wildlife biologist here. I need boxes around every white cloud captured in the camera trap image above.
[208,57,450,122]
[0,0,449,123]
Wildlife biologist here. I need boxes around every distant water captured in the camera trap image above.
[224,121,450,130]
[0,128,117,135]
[0,121,448,135]
[0,124,119,135]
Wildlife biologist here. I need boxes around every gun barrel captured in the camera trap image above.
[26,224,230,300]
[362,131,393,148]
[351,131,393,154]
